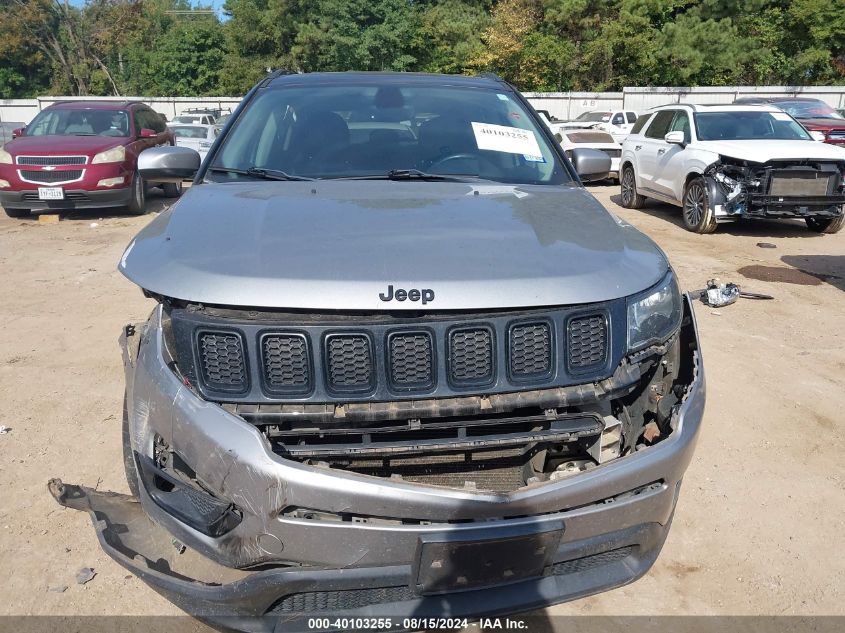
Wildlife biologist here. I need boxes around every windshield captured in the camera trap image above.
[209,83,571,184]
[774,100,844,120]
[172,126,209,139]
[575,112,611,122]
[695,111,811,141]
[26,109,130,137]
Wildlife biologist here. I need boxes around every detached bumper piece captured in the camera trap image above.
[48,476,667,632]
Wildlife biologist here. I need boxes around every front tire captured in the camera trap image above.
[3,207,30,218]
[162,181,183,198]
[620,165,645,209]
[126,171,146,215]
[806,214,844,234]
[682,177,718,234]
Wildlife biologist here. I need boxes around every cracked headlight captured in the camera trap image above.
[627,271,682,351]
[91,146,125,164]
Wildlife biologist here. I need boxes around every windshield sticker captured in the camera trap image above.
[471,122,543,160]
[523,154,546,162]
[771,112,792,121]
[496,93,510,101]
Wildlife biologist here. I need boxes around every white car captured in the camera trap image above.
[620,104,845,233]
[170,124,218,161]
[555,129,622,180]
[558,110,639,143]
[172,113,216,125]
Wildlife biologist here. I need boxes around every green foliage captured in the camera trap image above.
[0,0,842,97]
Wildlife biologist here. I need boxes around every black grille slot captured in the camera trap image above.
[325,334,374,392]
[197,331,247,392]
[261,334,311,394]
[509,322,552,379]
[449,327,494,386]
[18,169,83,183]
[17,155,86,166]
[568,315,607,370]
[388,331,434,390]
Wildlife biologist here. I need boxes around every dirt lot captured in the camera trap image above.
[0,185,843,625]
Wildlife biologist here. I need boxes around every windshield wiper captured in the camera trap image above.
[208,166,314,181]
[330,169,483,182]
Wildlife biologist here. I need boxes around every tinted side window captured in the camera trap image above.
[612,113,625,125]
[644,110,675,139]
[669,110,691,143]
[626,112,637,123]
[630,114,652,135]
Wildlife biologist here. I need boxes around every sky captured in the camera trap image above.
[68,1,227,17]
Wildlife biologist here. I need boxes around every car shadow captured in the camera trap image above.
[780,255,845,293]
[51,186,177,221]
[608,194,823,238]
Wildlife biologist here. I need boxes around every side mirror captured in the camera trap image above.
[664,130,685,145]
[138,146,200,183]
[12,127,24,139]
[139,128,157,138]
[571,148,611,182]
[808,130,826,142]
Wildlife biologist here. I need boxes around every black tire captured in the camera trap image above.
[126,170,147,215]
[162,181,183,198]
[3,207,30,218]
[620,165,646,209]
[122,393,140,497]
[806,214,845,234]
[682,177,718,234]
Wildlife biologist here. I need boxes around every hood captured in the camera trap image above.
[4,134,126,156]
[119,181,668,311]
[694,139,845,163]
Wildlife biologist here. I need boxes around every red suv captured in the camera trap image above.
[0,101,180,218]
[733,97,845,146]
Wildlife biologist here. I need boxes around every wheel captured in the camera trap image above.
[126,170,147,215]
[122,393,140,497]
[620,165,645,209]
[682,177,718,234]
[162,181,183,198]
[806,214,844,234]
[2,207,30,218]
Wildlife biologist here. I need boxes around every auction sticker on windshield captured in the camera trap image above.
[471,122,543,161]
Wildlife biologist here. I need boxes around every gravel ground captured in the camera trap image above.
[0,184,842,626]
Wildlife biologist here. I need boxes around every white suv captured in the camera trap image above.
[620,104,845,233]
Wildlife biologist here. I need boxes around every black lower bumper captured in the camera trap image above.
[743,194,844,218]
[0,187,132,211]
[48,478,674,633]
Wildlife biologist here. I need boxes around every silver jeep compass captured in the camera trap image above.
[51,72,705,630]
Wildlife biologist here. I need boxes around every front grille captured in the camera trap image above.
[826,130,845,140]
[510,322,552,379]
[21,192,90,201]
[449,327,494,385]
[197,331,247,392]
[568,315,607,370]
[16,155,87,166]
[388,331,434,390]
[325,334,374,392]
[171,304,617,403]
[18,169,83,184]
[261,334,310,394]
[769,170,835,196]
[270,585,415,613]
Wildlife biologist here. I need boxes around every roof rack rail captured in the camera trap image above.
[260,68,297,87]
[478,72,506,83]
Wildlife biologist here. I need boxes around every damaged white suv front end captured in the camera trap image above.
[620,104,845,234]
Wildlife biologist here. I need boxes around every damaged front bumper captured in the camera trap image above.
[51,297,705,631]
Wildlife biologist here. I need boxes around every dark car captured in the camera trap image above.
[0,101,181,217]
[733,97,845,146]
[51,72,705,630]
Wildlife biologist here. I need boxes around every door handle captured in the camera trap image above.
[634,145,642,151]
[657,148,666,155]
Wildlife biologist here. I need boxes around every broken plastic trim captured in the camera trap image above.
[135,453,243,537]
